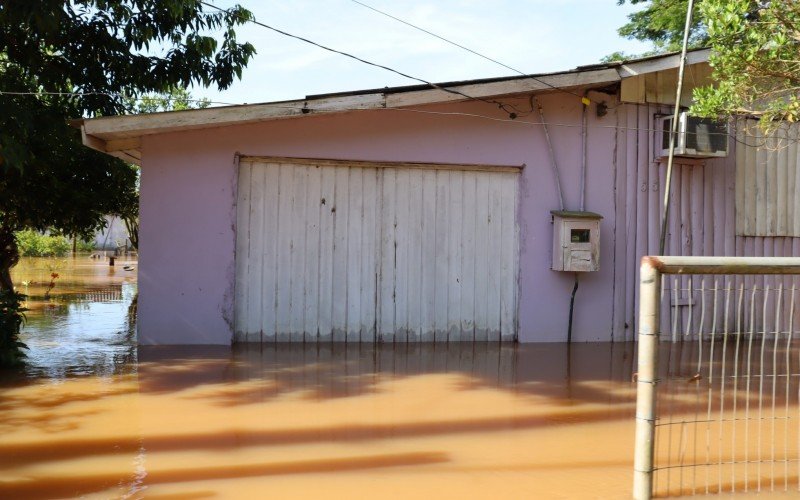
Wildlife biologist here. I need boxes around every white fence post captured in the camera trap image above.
[634,257,661,500]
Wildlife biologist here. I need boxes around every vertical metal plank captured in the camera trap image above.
[473,174,490,342]
[394,169,410,344]
[744,120,758,236]
[261,162,281,343]
[459,172,477,342]
[288,164,308,341]
[735,118,746,235]
[634,105,649,336]
[732,145,747,302]
[246,163,266,342]
[420,169,437,342]
[690,165,704,332]
[447,170,464,341]
[647,106,660,257]
[756,124,768,235]
[360,168,379,342]
[331,165,350,341]
[378,168,396,342]
[303,164,322,343]
[500,174,517,342]
[346,167,363,343]
[612,104,629,340]
[406,169,424,342]
[790,124,800,235]
[317,166,336,341]
[678,165,691,333]
[765,131,778,235]
[776,126,788,235]
[668,162,681,257]
[486,174,503,342]
[433,170,450,342]
[234,161,252,340]
[690,165,703,257]
[625,106,640,339]
[275,164,294,340]
[724,147,741,296]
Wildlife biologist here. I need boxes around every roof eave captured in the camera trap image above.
[80,48,712,162]
[81,66,622,162]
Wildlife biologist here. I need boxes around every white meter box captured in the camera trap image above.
[551,210,602,272]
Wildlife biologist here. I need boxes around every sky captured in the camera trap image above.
[193,0,653,106]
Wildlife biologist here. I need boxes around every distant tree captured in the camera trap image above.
[128,86,212,115]
[0,1,255,365]
[691,1,800,127]
[615,0,708,54]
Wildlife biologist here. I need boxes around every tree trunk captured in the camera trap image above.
[123,216,139,251]
[0,226,19,292]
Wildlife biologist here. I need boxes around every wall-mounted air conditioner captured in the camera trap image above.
[659,112,729,158]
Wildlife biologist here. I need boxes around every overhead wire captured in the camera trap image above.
[199,0,521,116]
[349,0,528,76]
[2,89,788,149]
[5,2,774,148]
[347,0,600,105]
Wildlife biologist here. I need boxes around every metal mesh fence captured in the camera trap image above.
[634,257,800,499]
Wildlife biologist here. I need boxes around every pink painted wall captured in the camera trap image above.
[612,103,800,341]
[137,92,645,344]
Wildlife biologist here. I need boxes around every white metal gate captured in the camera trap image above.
[634,256,800,499]
[234,157,520,343]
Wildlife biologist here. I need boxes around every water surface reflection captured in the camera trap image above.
[1,343,642,499]
[10,256,137,377]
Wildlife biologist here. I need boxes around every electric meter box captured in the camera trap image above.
[551,210,603,272]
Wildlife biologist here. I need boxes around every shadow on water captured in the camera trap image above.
[132,341,640,409]
[7,331,800,498]
[0,342,643,450]
[17,256,792,498]
[0,341,646,499]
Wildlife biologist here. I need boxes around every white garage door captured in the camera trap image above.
[234,157,519,343]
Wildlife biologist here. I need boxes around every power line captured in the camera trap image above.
[347,0,596,104]
[199,0,522,116]
[5,89,784,148]
[7,89,784,149]
[349,0,526,75]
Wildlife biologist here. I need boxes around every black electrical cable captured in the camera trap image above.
[200,1,519,116]
[348,0,602,105]
[567,272,579,344]
[350,0,526,75]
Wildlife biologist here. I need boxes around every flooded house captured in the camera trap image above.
[76,48,794,345]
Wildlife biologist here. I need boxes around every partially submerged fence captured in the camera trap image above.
[634,256,800,499]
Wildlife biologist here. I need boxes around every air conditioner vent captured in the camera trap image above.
[659,112,729,158]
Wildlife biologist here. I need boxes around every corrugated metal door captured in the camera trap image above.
[234,158,519,343]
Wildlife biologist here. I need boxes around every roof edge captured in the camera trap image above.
[79,49,711,160]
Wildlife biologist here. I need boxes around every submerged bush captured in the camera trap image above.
[0,290,27,368]
[15,230,71,257]
[76,239,96,252]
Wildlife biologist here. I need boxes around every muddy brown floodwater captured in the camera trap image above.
[10,255,138,377]
[5,257,795,499]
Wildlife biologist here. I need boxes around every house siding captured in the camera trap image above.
[135,91,800,345]
[613,104,800,342]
